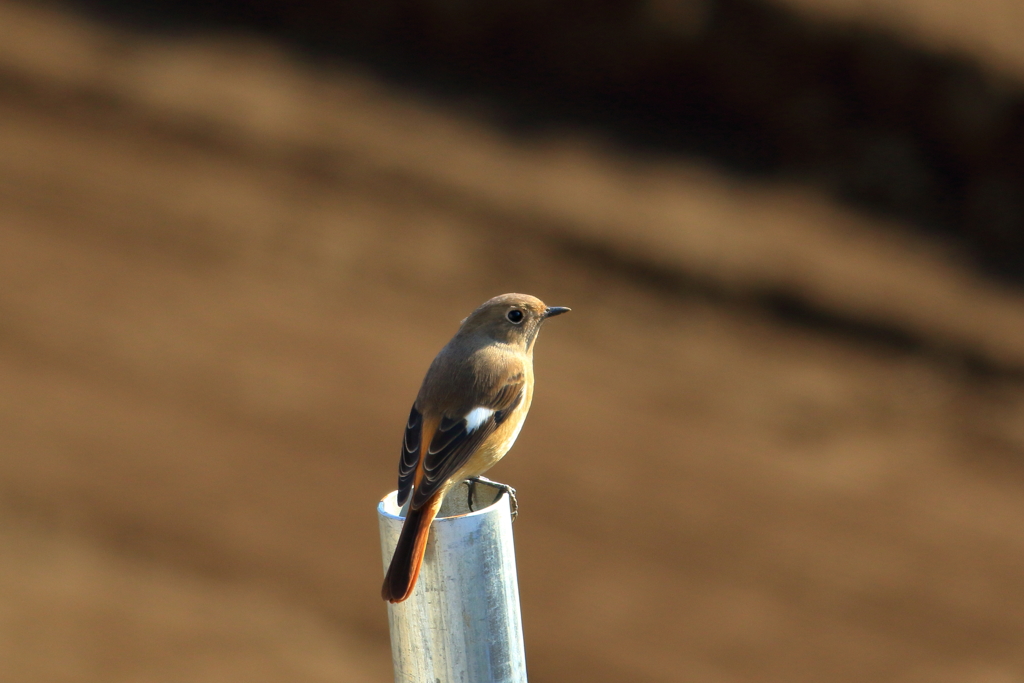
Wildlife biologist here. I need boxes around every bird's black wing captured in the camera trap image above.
[397,405,422,507]
[410,375,524,509]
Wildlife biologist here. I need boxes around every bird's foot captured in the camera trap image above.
[467,476,518,522]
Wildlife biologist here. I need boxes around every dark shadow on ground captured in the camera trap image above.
[62,0,1024,282]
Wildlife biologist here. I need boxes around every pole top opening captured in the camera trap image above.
[378,480,506,522]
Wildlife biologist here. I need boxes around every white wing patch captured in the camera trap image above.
[464,407,495,433]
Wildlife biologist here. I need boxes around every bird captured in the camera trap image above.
[381,293,570,603]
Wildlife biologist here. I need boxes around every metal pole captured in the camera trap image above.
[378,480,528,683]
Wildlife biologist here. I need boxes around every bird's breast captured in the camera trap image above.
[458,384,533,479]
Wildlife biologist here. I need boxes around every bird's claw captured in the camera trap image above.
[467,476,518,522]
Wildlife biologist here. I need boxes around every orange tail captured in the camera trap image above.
[381,494,443,603]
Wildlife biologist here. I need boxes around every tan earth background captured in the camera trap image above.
[3,0,1024,681]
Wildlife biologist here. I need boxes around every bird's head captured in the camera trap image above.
[458,293,570,349]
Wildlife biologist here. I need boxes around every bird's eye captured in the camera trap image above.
[506,309,524,324]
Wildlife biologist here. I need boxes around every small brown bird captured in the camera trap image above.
[381,293,569,603]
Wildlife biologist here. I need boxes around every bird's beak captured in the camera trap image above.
[543,306,571,319]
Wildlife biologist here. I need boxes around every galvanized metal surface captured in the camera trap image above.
[378,481,527,683]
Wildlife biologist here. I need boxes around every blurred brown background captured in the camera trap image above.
[2,0,1024,681]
